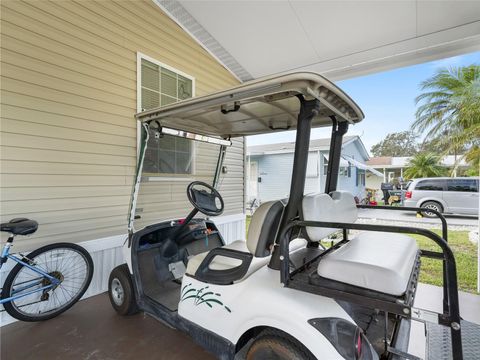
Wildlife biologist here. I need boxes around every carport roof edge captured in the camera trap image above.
[135,72,364,138]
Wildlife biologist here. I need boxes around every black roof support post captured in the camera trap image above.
[324,117,348,193]
[213,144,227,189]
[269,95,320,271]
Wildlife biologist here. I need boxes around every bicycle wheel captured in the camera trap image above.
[1,242,93,322]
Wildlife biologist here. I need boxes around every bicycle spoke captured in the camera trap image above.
[7,247,91,319]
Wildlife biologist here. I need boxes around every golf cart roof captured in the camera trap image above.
[136,72,364,139]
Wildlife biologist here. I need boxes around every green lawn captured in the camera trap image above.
[245,216,478,293]
[412,230,478,294]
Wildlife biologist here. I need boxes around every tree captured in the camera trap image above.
[404,153,447,179]
[370,131,418,157]
[412,65,480,164]
[419,131,466,154]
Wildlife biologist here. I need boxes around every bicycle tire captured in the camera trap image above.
[1,242,94,322]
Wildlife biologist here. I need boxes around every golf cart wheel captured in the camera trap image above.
[246,330,315,360]
[108,264,138,316]
[420,201,443,218]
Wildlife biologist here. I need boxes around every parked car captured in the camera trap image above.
[404,177,479,216]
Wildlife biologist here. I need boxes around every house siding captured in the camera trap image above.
[336,142,367,197]
[251,151,322,202]
[249,140,368,202]
[0,0,242,253]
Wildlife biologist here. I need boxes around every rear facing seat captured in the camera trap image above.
[302,191,419,296]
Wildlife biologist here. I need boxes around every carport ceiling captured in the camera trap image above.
[156,1,480,82]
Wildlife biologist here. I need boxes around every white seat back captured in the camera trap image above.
[247,201,284,257]
[302,191,358,241]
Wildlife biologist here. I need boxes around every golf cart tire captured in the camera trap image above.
[246,329,315,360]
[108,264,139,316]
[421,201,443,218]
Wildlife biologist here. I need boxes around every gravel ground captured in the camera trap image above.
[357,208,478,231]
[355,217,476,231]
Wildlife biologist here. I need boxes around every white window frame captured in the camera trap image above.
[136,52,196,181]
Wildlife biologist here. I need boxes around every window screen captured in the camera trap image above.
[415,180,445,191]
[141,59,193,109]
[339,167,350,177]
[144,133,193,174]
[446,179,478,192]
[356,169,366,186]
[140,57,194,175]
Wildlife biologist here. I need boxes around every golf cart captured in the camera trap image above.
[108,73,476,360]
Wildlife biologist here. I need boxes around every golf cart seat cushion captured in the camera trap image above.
[186,200,283,271]
[317,232,419,296]
[186,240,247,274]
[246,200,284,257]
[302,191,358,241]
[186,238,307,279]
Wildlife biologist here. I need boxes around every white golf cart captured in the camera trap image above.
[108,73,476,360]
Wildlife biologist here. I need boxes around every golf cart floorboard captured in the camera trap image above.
[426,320,480,360]
[144,280,181,312]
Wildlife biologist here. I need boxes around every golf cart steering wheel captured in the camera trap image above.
[187,181,224,217]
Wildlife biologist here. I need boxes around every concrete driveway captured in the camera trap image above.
[1,293,213,360]
[2,286,478,360]
[358,208,478,230]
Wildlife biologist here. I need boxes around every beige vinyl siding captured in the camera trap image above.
[135,139,244,229]
[0,0,242,251]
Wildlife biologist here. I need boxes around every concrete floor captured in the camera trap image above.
[0,293,213,360]
[409,283,480,358]
[1,285,479,360]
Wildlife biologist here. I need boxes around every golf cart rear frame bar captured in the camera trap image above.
[358,204,450,314]
[278,220,463,360]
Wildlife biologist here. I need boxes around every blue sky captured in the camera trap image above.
[247,51,480,153]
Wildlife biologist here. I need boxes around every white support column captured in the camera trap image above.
[317,150,321,192]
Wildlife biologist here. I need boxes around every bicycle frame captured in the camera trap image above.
[0,237,60,305]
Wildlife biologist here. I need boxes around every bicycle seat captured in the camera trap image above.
[1,218,38,236]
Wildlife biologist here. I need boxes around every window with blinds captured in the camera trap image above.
[139,56,195,175]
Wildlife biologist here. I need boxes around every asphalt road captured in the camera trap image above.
[357,208,478,229]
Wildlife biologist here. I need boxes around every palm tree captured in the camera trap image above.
[404,153,446,179]
[412,65,480,167]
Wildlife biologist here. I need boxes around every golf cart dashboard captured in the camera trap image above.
[137,219,223,256]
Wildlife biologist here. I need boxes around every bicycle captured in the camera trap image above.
[1,218,94,321]
[247,198,260,215]
[359,188,378,205]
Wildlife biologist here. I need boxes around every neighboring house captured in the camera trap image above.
[0,0,244,322]
[366,155,469,191]
[247,136,379,203]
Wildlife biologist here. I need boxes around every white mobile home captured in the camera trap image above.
[247,136,380,204]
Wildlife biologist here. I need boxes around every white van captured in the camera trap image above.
[404,177,479,216]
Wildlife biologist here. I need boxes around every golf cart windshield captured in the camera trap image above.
[129,72,364,232]
[130,127,233,231]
